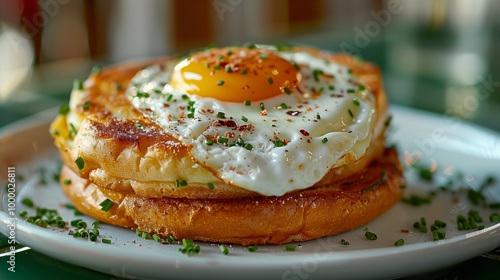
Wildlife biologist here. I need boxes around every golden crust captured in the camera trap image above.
[60,148,404,245]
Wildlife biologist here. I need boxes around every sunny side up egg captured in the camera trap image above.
[127,45,376,196]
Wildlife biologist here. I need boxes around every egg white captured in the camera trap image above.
[127,49,375,196]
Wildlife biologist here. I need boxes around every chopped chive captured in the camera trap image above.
[419,225,428,233]
[247,245,258,252]
[73,79,83,90]
[219,244,229,255]
[69,123,78,138]
[225,66,233,73]
[19,210,27,217]
[214,65,222,70]
[280,103,288,109]
[82,100,90,110]
[218,137,229,144]
[312,69,323,82]
[245,43,256,49]
[260,102,265,110]
[259,54,268,59]
[102,239,112,244]
[181,94,190,100]
[353,99,360,106]
[63,179,71,185]
[340,239,350,245]
[166,235,176,244]
[241,69,248,75]
[166,94,173,102]
[75,156,85,170]
[153,234,162,242]
[244,100,251,106]
[275,140,283,147]
[244,143,253,150]
[284,87,291,95]
[328,85,335,90]
[490,213,500,222]
[394,239,404,246]
[292,62,301,70]
[364,231,377,240]
[178,180,188,187]
[206,139,214,146]
[179,238,200,256]
[21,198,34,207]
[217,112,226,118]
[267,77,274,85]
[99,198,114,212]
[346,89,356,94]
[187,112,195,118]
[207,182,215,190]
[358,85,366,91]
[490,202,500,209]
[235,138,245,147]
[59,104,70,115]
[241,116,248,122]
[316,114,321,120]
[285,245,296,251]
[217,80,225,86]
[348,109,354,118]
[135,91,149,98]
[322,137,328,144]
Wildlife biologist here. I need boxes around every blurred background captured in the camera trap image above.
[1,0,499,131]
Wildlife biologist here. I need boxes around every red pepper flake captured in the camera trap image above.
[286,110,301,116]
[212,120,237,128]
[401,229,409,233]
[237,124,254,131]
[299,129,310,136]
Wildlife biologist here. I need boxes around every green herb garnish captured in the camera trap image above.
[21,198,34,207]
[247,245,258,252]
[99,198,114,212]
[364,231,377,240]
[285,245,296,251]
[59,104,70,115]
[219,244,229,255]
[75,156,85,170]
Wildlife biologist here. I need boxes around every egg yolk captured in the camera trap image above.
[170,47,301,102]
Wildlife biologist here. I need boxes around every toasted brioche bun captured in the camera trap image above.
[51,46,404,244]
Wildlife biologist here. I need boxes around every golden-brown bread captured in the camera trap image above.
[50,46,404,244]
[60,148,404,245]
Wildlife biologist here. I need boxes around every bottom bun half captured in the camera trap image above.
[60,148,405,245]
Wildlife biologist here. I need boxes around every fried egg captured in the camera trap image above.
[127,45,375,196]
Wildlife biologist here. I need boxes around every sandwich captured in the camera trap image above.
[50,44,404,245]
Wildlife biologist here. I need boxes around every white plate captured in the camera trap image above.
[1,105,500,280]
